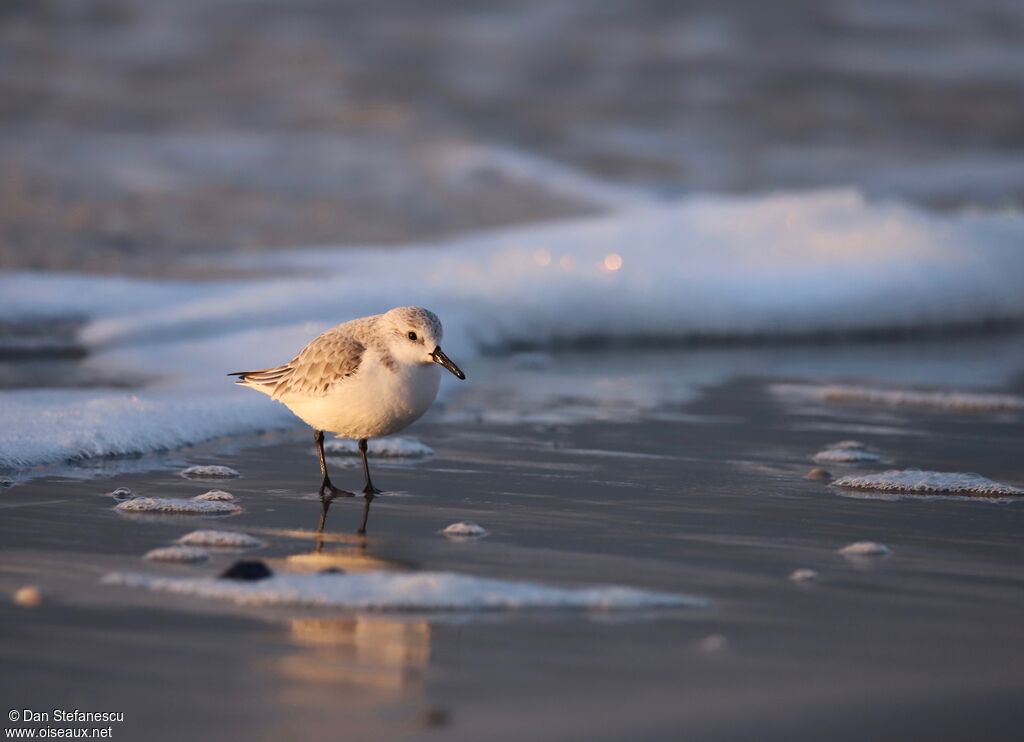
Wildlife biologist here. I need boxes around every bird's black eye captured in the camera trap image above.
[407,331,418,341]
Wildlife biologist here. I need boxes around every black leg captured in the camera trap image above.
[358,438,382,495]
[313,430,352,535]
[315,430,352,498]
[357,438,380,535]
[315,430,331,492]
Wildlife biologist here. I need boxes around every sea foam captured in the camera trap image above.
[180,465,240,479]
[144,546,210,563]
[838,541,892,557]
[177,530,263,549]
[193,490,236,501]
[3,190,1024,471]
[102,570,707,611]
[833,470,1024,496]
[440,522,490,539]
[813,440,881,464]
[115,496,241,515]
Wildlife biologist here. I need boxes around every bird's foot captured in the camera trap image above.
[362,484,382,497]
[320,482,355,499]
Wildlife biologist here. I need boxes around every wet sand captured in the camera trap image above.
[2,372,1022,741]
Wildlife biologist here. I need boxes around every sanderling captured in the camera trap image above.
[229,306,465,534]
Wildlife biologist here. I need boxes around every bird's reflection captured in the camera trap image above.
[268,533,428,712]
[277,616,431,702]
[316,489,377,542]
[288,543,411,573]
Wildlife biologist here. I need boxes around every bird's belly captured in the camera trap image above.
[285,364,441,439]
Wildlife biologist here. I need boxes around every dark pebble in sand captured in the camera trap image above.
[806,467,832,481]
[420,708,452,728]
[220,560,273,581]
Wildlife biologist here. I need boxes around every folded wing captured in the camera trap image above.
[229,330,366,400]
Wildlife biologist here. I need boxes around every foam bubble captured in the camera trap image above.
[180,465,240,479]
[116,496,241,515]
[193,490,236,502]
[144,545,210,563]
[833,470,1023,496]
[177,530,263,549]
[838,541,892,557]
[789,568,820,583]
[440,522,490,539]
[813,441,881,463]
[109,487,135,502]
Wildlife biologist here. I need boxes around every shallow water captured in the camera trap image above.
[2,369,1022,741]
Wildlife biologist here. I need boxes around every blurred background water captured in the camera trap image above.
[3,0,1023,274]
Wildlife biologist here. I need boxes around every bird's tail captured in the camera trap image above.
[228,364,293,398]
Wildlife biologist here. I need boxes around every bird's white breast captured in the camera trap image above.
[284,350,441,439]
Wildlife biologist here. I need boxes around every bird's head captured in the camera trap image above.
[380,307,466,380]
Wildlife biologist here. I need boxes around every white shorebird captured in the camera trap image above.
[229,307,465,534]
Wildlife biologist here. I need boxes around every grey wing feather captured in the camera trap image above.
[231,328,366,400]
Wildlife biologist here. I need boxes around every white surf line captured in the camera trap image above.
[102,570,708,612]
[773,383,1024,413]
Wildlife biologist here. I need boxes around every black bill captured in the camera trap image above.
[431,346,466,380]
